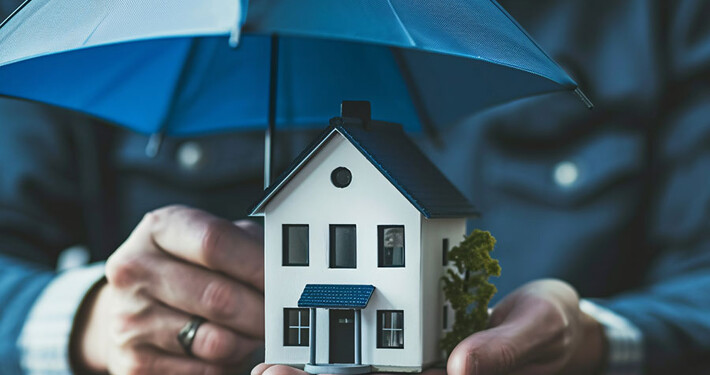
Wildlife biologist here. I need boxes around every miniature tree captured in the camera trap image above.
[440,229,501,355]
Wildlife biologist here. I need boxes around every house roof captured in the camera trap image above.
[249,118,479,218]
[298,284,375,309]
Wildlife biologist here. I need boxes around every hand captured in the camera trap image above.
[250,365,444,375]
[447,279,606,375]
[75,205,265,375]
[251,280,605,375]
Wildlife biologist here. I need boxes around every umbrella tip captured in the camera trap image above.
[229,30,241,48]
[574,88,594,110]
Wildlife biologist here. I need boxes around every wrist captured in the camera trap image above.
[579,300,644,375]
[71,278,110,374]
[566,309,608,375]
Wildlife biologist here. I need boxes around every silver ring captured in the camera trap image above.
[177,316,206,357]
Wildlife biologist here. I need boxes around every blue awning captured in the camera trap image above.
[298,284,375,309]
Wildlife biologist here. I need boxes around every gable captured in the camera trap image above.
[255,131,420,222]
[250,120,478,218]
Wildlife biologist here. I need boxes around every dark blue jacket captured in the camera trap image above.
[1,0,709,374]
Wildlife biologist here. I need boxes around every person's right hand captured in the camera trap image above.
[76,205,265,375]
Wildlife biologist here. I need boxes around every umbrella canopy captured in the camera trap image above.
[0,0,591,136]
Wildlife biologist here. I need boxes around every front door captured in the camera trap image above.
[329,310,354,364]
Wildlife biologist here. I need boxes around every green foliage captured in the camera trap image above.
[440,229,501,356]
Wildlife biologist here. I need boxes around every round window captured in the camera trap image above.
[331,167,352,188]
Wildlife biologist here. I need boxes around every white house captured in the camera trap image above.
[250,103,478,374]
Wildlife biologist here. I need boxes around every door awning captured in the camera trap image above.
[298,284,375,309]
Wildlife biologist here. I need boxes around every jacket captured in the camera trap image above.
[1,0,709,373]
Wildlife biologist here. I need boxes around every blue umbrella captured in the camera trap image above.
[0,0,590,131]
[0,0,591,182]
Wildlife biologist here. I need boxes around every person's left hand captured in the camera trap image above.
[444,279,606,375]
[251,279,606,375]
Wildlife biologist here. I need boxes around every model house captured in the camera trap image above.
[249,103,477,374]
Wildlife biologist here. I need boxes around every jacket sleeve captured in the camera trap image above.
[603,1,710,372]
[0,98,88,373]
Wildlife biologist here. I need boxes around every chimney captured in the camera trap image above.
[340,101,371,129]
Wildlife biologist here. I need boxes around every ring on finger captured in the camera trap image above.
[177,315,206,357]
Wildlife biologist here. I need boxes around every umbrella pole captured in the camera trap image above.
[265,34,279,189]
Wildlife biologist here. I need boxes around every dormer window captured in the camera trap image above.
[378,225,404,267]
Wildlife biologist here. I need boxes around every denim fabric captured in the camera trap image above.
[0,0,709,374]
[416,1,710,373]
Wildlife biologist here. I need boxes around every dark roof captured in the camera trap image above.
[298,284,375,309]
[249,118,478,218]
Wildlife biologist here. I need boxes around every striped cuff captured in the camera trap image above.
[580,299,644,375]
[17,262,106,375]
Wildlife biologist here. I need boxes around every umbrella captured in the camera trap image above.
[0,0,592,184]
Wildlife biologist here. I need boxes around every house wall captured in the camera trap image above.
[263,133,424,368]
[420,217,467,367]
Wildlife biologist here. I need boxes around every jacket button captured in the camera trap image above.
[553,161,578,187]
[177,141,204,170]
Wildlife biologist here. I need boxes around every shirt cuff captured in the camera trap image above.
[580,299,645,375]
[17,262,105,375]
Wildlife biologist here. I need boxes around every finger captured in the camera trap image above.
[251,363,276,375]
[447,326,522,375]
[449,296,573,375]
[234,219,264,242]
[149,205,265,291]
[117,301,261,364]
[110,346,229,375]
[109,250,265,339]
[261,364,309,375]
[506,361,565,375]
[487,293,517,328]
[142,254,265,338]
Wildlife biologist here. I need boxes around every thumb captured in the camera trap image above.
[234,219,264,242]
[447,326,522,375]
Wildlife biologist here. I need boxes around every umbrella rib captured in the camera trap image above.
[385,0,415,47]
[80,11,112,46]
[0,0,32,29]
[487,0,582,91]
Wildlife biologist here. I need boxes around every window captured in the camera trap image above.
[284,308,310,346]
[330,225,356,268]
[443,305,448,330]
[378,225,404,267]
[331,167,352,188]
[283,225,309,266]
[442,238,449,266]
[377,310,404,348]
